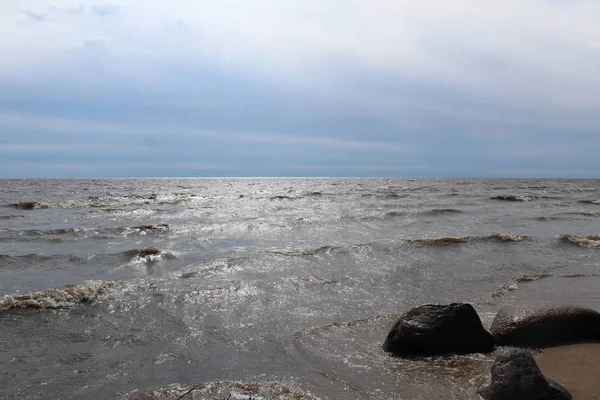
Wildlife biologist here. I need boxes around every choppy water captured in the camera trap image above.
[1,178,600,399]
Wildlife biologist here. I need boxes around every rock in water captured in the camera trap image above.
[490,303,600,347]
[479,348,572,400]
[382,303,494,356]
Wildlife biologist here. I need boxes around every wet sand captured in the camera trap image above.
[537,343,600,400]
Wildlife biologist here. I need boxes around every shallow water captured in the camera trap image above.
[1,178,600,399]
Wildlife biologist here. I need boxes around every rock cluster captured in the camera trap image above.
[383,302,600,398]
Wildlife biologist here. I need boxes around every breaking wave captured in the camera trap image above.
[115,380,318,400]
[124,247,177,260]
[405,234,528,245]
[490,274,551,298]
[560,234,600,248]
[0,280,114,311]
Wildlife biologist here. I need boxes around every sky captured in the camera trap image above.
[1,0,599,178]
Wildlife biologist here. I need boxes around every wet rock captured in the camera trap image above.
[382,303,494,356]
[479,348,571,400]
[490,303,600,347]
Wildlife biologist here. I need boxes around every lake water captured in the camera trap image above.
[1,178,600,399]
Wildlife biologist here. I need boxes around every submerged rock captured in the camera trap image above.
[479,348,571,400]
[382,303,494,356]
[490,303,600,347]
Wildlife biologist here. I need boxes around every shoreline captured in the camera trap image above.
[537,343,600,400]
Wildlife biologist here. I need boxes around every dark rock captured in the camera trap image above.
[490,303,600,347]
[479,348,571,400]
[382,303,494,356]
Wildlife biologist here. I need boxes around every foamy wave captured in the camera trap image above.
[562,273,600,278]
[579,199,600,205]
[124,248,177,260]
[560,234,600,248]
[405,234,528,245]
[485,233,529,242]
[490,274,551,298]
[116,380,318,400]
[0,280,114,311]
[490,195,535,201]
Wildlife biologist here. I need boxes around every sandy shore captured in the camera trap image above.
[537,343,600,400]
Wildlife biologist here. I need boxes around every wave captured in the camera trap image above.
[560,234,600,248]
[384,210,407,218]
[360,192,408,199]
[124,247,177,260]
[131,224,169,231]
[562,273,600,278]
[13,201,51,209]
[2,224,170,239]
[534,216,562,221]
[490,274,551,298]
[579,199,600,205]
[115,380,318,400]
[490,272,600,299]
[0,280,114,311]
[179,256,250,278]
[405,234,528,245]
[10,197,189,210]
[420,209,463,216]
[0,215,24,219]
[0,253,83,264]
[490,195,535,202]
[269,245,338,257]
[557,211,600,217]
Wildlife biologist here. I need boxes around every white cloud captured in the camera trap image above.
[2,1,599,86]
[1,1,599,142]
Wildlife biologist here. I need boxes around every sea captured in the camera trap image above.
[1,178,600,400]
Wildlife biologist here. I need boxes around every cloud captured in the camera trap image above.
[1,1,599,177]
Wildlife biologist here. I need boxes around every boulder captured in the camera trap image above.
[490,303,600,347]
[479,348,571,400]
[382,303,494,356]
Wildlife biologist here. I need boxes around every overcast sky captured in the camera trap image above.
[1,0,599,178]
